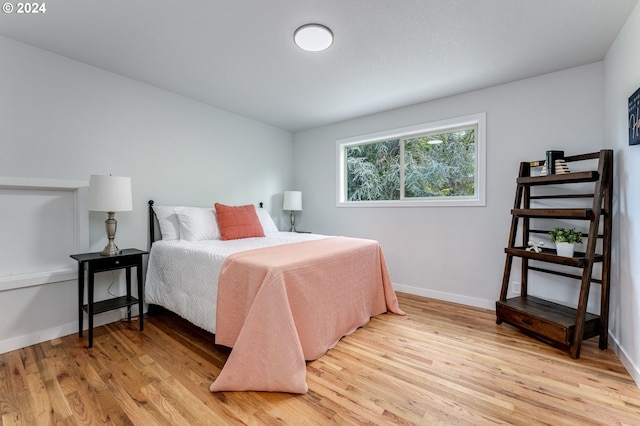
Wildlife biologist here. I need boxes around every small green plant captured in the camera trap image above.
[549,227,583,244]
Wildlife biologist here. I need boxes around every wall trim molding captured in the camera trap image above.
[0,176,89,291]
[0,308,140,355]
[609,332,640,389]
[393,282,495,310]
[0,176,88,190]
[0,269,76,292]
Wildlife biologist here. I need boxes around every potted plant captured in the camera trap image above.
[549,227,583,257]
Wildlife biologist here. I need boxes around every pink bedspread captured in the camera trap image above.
[209,236,404,394]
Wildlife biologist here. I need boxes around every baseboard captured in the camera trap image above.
[392,283,495,310]
[0,306,141,355]
[608,332,640,389]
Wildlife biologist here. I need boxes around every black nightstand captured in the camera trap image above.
[70,248,148,348]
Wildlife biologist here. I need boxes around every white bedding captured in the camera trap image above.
[145,232,326,333]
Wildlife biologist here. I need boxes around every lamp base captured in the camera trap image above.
[289,211,297,232]
[100,211,122,256]
[100,240,121,256]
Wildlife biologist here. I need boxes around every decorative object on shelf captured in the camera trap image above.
[283,190,302,232]
[549,227,583,244]
[554,242,575,257]
[540,160,569,176]
[554,159,570,174]
[525,240,544,253]
[544,150,564,175]
[538,150,571,176]
[529,160,546,177]
[629,86,640,146]
[88,175,133,256]
[549,227,583,257]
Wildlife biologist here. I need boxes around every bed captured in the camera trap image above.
[145,200,404,393]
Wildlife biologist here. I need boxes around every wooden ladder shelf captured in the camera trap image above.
[496,150,613,358]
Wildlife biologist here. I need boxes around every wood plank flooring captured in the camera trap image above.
[1,293,639,425]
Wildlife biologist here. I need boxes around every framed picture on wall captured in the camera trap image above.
[629,86,640,146]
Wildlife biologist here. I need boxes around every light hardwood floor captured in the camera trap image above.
[1,293,639,425]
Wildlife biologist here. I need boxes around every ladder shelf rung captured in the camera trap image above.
[504,246,603,267]
[529,193,594,200]
[527,265,603,284]
[511,208,593,219]
[517,171,599,186]
[528,229,601,239]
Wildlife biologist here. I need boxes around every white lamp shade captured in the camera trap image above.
[88,175,133,212]
[283,191,302,211]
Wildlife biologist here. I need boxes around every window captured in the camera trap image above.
[337,113,486,207]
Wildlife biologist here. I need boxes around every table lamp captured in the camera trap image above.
[282,191,302,232]
[88,175,133,256]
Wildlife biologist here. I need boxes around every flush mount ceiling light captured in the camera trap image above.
[294,24,333,52]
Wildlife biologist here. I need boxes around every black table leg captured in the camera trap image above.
[126,267,132,323]
[137,260,144,331]
[88,263,94,348]
[78,262,84,337]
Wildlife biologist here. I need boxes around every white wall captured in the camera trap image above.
[293,63,604,310]
[0,36,293,352]
[603,1,640,387]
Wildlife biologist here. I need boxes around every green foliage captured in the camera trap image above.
[345,129,476,201]
[403,130,476,198]
[549,227,583,244]
[346,140,400,201]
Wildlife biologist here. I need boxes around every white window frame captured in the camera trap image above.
[336,112,486,207]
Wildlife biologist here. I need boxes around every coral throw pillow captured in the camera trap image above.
[214,203,265,240]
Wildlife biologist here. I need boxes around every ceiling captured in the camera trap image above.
[0,0,637,132]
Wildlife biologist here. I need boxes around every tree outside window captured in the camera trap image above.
[337,113,485,207]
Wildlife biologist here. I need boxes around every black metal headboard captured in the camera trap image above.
[148,200,157,246]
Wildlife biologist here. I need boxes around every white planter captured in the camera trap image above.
[555,242,575,257]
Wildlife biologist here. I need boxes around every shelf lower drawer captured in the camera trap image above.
[496,296,600,346]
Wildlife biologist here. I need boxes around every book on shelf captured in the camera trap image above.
[545,150,564,175]
[540,159,570,176]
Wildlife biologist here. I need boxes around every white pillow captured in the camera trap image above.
[152,205,181,240]
[255,208,280,234]
[174,206,221,241]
